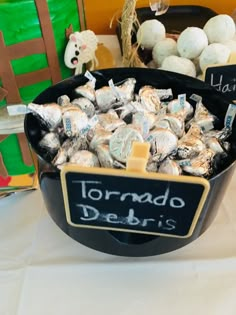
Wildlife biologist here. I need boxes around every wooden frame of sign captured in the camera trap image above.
[61,165,210,239]
[204,52,236,101]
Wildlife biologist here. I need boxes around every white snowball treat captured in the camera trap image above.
[177,27,208,59]
[137,19,166,49]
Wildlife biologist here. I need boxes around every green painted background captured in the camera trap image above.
[0,0,82,107]
[0,134,35,176]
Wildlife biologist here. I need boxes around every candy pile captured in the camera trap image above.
[28,76,234,178]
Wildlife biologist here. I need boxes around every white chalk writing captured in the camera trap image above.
[210,74,236,94]
[73,180,185,209]
[77,204,177,231]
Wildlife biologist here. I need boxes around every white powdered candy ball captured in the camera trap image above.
[203,14,236,44]
[177,27,208,59]
[137,19,166,49]
[152,38,178,66]
[161,55,196,77]
[199,43,231,72]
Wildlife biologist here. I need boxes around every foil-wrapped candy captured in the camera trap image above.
[61,106,89,137]
[75,81,96,102]
[205,128,231,142]
[86,123,103,142]
[98,110,125,132]
[109,125,143,163]
[132,112,157,137]
[204,128,231,155]
[167,98,193,121]
[156,88,173,101]
[115,100,151,120]
[39,132,61,155]
[28,103,62,130]
[52,136,88,166]
[72,97,95,118]
[89,128,112,151]
[147,128,178,162]
[69,150,100,167]
[153,114,185,139]
[182,148,215,177]
[139,85,161,113]
[30,79,232,179]
[95,86,117,112]
[146,158,158,173]
[96,144,114,168]
[52,148,68,166]
[57,95,71,106]
[205,137,225,154]
[189,101,217,132]
[177,123,205,159]
[158,158,182,176]
[115,78,136,103]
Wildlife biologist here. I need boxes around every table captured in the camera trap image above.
[1,35,236,315]
[1,169,236,315]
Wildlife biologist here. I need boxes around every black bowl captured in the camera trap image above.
[25,68,236,257]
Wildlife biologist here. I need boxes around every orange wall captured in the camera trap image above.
[84,0,235,34]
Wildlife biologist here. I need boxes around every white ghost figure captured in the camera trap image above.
[64,30,98,75]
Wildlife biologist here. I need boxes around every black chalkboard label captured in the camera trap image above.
[205,64,236,100]
[61,166,210,238]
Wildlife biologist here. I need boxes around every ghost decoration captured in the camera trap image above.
[64,30,98,75]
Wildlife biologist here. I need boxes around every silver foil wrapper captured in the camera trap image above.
[158,158,182,176]
[52,136,88,166]
[147,128,178,162]
[52,148,67,166]
[96,144,114,168]
[62,107,89,137]
[31,79,231,179]
[98,110,126,132]
[153,114,185,139]
[146,156,158,173]
[156,88,173,100]
[177,124,205,159]
[189,101,216,132]
[116,100,152,120]
[95,86,117,112]
[109,125,143,163]
[89,128,112,151]
[75,82,96,102]
[205,128,231,142]
[132,112,156,137]
[69,150,100,167]
[182,148,215,177]
[205,137,225,154]
[72,97,95,118]
[167,99,193,121]
[115,78,136,103]
[57,95,71,106]
[139,85,161,113]
[28,103,62,130]
[86,123,103,142]
[39,132,61,154]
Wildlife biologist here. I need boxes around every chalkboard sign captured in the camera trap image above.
[205,64,236,101]
[61,166,210,238]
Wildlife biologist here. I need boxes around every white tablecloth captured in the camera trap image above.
[1,35,236,315]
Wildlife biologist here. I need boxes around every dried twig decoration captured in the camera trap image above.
[120,0,146,68]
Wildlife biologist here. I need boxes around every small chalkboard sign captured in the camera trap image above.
[205,63,236,101]
[61,166,210,238]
